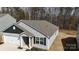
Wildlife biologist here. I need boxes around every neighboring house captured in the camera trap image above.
[3,20,59,50]
[0,14,16,32]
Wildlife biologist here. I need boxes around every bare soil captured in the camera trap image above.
[49,30,76,51]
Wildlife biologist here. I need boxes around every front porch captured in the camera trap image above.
[18,32,34,50]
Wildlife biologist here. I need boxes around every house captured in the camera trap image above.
[3,20,59,50]
[0,14,16,32]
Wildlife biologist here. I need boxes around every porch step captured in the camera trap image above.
[22,45,32,50]
[23,45,28,49]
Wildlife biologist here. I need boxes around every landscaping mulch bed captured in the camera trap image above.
[0,42,4,45]
[61,37,79,51]
[25,47,47,51]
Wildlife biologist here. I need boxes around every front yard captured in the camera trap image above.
[49,30,76,51]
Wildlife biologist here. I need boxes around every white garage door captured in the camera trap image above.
[3,35,20,45]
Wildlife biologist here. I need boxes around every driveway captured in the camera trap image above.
[0,42,25,51]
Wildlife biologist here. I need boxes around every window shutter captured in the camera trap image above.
[44,38,46,45]
[34,37,35,44]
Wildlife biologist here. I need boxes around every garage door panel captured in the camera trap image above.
[3,35,20,45]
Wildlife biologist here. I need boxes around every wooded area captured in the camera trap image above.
[0,7,79,30]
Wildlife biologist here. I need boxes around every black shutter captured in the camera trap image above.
[44,38,46,45]
[34,37,35,44]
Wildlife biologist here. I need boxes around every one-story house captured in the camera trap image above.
[3,20,59,50]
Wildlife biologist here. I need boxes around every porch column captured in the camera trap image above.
[29,37,32,49]
[18,35,23,49]
[20,36,23,48]
[29,37,31,49]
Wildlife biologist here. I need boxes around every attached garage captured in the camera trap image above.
[3,23,34,49]
[3,33,19,45]
[3,25,23,45]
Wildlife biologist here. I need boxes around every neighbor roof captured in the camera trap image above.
[0,14,16,32]
[17,20,58,38]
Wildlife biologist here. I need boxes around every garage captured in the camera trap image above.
[3,25,23,45]
[3,34,20,45]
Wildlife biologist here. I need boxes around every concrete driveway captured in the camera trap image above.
[0,42,25,51]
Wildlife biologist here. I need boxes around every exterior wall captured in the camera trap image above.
[3,29,59,50]
[20,33,48,50]
[3,33,20,46]
[32,38,48,50]
[18,22,48,49]
[47,29,59,50]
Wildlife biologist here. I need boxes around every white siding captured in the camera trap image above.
[18,22,59,50]
[47,29,59,49]
[18,22,48,49]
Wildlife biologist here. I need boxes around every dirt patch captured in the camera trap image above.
[49,31,76,51]
[60,30,77,35]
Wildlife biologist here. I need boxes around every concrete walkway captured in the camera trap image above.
[0,42,25,51]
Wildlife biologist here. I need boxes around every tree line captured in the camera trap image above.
[1,7,79,30]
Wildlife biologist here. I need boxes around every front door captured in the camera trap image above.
[22,36,29,47]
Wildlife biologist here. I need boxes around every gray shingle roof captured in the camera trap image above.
[0,14,16,31]
[18,20,58,38]
[14,23,34,36]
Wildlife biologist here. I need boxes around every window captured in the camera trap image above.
[40,38,46,45]
[34,37,46,46]
[35,37,39,44]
